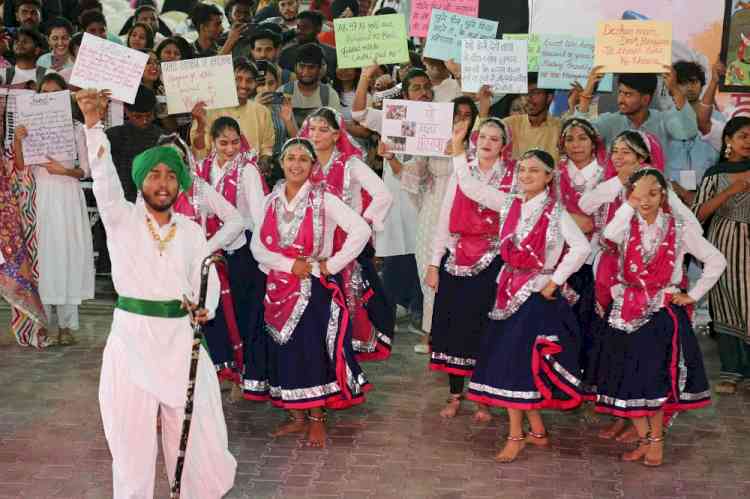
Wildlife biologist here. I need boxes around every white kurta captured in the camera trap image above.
[453,154,591,289]
[33,124,95,305]
[401,155,454,333]
[187,177,244,255]
[86,124,236,499]
[352,107,419,257]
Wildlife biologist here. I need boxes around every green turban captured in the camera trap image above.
[131,146,192,192]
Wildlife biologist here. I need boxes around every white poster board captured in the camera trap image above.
[16,90,76,164]
[461,39,528,93]
[161,56,239,115]
[69,33,149,104]
[381,99,454,157]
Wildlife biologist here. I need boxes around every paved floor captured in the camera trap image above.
[1,308,750,499]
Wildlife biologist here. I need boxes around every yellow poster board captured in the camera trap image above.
[593,21,672,73]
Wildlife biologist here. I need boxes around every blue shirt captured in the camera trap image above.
[575,103,699,179]
[665,109,724,185]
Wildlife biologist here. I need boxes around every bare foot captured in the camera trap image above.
[270,417,308,438]
[471,404,492,424]
[581,401,599,424]
[58,328,77,346]
[525,431,550,447]
[307,419,327,448]
[495,436,525,463]
[644,439,664,467]
[621,441,649,462]
[715,381,737,394]
[440,396,461,418]
[229,384,244,403]
[598,418,626,440]
[615,423,639,443]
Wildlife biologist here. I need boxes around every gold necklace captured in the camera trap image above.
[145,216,177,255]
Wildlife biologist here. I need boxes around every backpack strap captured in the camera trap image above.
[320,83,329,107]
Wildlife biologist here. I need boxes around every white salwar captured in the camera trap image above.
[33,124,95,329]
[86,124,236,499]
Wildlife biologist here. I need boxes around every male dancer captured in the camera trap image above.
[75,89,236,498]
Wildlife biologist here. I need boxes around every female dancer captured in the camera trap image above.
[578,130,702,441]
[450,120,591,463]
[426,118,515,421]
[14,73,94,346]
[300,107,394,361]
[555,118,607,364]
[594,167,724,466]
[175,117,268,398]
[693,116,750,394]
[250,137,372,447]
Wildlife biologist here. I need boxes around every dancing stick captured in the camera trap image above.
[170,254,225,499]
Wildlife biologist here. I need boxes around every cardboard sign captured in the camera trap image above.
[69,33,149,104]
[409,0,479,38]
[161,55,239,115]
[461,39,528,94]
[538,35,614,91]
[334,14,409,69]
[423,9,498,63]
[381,99,454,157]
[593,20,672,73]
[16,90,76,164]
[503,33,541,71]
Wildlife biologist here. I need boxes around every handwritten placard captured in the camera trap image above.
[593,21,672,73]
[334,14,409,69]
[161,55,239,115]
[410,0,479,38]
[423,9,498,63]
[16,90,75,164]
[69,33,149,104]
[461,39,528,94]
[538,35,613,91]
[503,33,541,71]
[381,99,454,157]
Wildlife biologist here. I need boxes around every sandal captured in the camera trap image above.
[643,434,664,467]
[57,329,77,346]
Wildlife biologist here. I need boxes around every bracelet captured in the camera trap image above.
[579,93,593,100]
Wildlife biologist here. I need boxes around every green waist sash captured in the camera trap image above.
[115,296,188,318]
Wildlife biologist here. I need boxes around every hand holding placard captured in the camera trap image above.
[461,39,528,93]
[16,90,76,165]
[69,33,149,104]
[410,0,479,38]
[593,21,672,73]
[334,14,409,68]
[161,56,239,114]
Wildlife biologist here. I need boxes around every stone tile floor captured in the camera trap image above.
[1,309,750,498]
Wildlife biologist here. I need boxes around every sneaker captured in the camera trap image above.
[395,305,410,321]
[395,322,425,336]
[413,343,429,354]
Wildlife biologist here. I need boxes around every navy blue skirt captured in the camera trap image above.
[353,246,396,361]
[593,304,711,417]
[567,264,597,378]
[266,276,371,410]
[466,292,584,410]
[203,239,264,385]
[429,255,502,376]
[240,235,270,401]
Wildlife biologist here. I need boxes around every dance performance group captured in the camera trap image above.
[71,69,749,495]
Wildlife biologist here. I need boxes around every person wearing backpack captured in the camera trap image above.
[5,28,47,87]
[283,43,340,128]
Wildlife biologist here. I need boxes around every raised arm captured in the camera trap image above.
[76,89,132,229]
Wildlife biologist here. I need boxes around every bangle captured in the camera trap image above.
[579,93,593,101]
[384,153,395,160]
